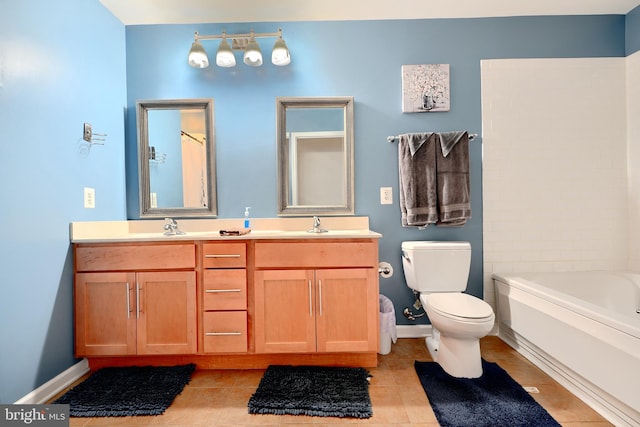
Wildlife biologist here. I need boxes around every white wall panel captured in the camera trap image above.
[627,51,640,271]
[481,58,629,309]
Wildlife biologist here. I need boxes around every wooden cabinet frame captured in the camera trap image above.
[73,237,380,369]
[253,239,379,355]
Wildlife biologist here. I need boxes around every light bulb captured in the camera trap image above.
[272,37,290,66]
[243,37,263,67]
[188,40,209,68]
[216,38,236,67]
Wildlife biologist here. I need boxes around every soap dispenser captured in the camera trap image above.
[244,207,251,229]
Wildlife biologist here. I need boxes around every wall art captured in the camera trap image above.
[401,64,450,113]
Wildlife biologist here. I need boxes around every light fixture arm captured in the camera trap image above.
[193,29,282,43]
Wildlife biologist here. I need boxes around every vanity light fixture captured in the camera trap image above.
[271,33,291,66]
[188,28,290,68]
[215,34,235,67]
[243,31,263,67]
[188,39,209,68]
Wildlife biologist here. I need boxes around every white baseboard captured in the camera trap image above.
[396,324,432,338]
[15,359,89,404]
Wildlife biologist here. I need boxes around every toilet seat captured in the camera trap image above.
[423,293,493,322]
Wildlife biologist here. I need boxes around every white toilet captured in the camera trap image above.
[401,241,494,378]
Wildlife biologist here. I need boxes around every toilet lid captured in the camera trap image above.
[426,293,494,319]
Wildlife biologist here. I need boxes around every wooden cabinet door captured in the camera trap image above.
[136,271,197,355]
[254,269,316,353]
[315,268,378,353]
[75,272,136,356]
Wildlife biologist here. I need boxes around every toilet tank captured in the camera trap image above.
[401,241,471,293]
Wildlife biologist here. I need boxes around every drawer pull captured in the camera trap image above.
[136,282,142,318]
[206,289,241,293]
[205,254,241,258]
[308,280,313,317]
[205,332,242,336]
[318,280,323,316]
[126,283,132,319]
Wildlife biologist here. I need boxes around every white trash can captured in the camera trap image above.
[379,294,397,355]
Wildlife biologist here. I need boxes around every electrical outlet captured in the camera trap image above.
[83,123,92,142]
[84,187,95,208]
[150,192,158,208]
[380,187,392,204]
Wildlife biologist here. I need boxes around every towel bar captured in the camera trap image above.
[387,133,477,143]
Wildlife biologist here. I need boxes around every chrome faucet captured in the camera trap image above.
[163,218,185,235]
[307,216,328,233]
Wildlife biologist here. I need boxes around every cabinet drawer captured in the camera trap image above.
[203,269,247,310]
[75,243,196,271]
[203,311,247,353]
[254,241,376,268]
[203,243,246,268]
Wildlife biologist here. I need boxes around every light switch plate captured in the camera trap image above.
[380,187,392,204]
[84,187,95,208]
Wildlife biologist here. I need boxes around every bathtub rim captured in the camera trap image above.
[492,271,640,339]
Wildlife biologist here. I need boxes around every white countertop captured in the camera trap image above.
[70,217,382,243]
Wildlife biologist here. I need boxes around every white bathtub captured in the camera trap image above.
[492,271,640,427]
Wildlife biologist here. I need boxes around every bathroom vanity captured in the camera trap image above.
[70,217,381,369]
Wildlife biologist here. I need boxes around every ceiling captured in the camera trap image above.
[100,0,640,26]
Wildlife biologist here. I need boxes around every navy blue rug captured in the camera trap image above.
[54,364,195,417]
[415,360,560,427]
[248,365,372,418]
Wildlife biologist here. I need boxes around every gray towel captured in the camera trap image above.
[436,132,471,226]
[398,133,438,227]
[438,131,468,157]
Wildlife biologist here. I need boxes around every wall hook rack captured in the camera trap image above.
[149,146,167,164]
[83,122,107,145]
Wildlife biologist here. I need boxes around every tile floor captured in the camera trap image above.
[57,336,613,426]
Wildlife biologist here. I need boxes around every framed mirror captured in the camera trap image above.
[277,96,354,216]
[137,98,217,218]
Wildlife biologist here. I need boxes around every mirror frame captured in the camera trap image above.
[276,96,355,216]
[137,98,217,218]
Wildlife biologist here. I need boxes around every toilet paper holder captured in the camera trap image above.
[378,262,393,278]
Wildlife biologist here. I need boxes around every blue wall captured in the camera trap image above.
[124,15,625,333]
[0,0,126,403]
[628,5,640,54]
[0,1,634,404]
